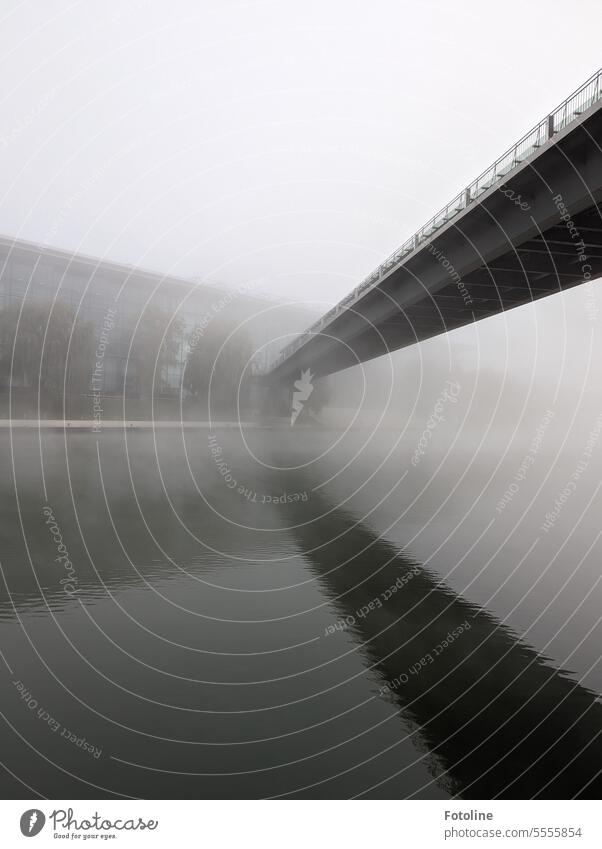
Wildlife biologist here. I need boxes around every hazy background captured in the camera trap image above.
[0,0,599,300]
[2,5,602,800]
[1,0,602,434]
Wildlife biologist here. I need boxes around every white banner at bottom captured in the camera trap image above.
[0,799,599,848]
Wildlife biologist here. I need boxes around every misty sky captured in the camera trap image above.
[1,0,600,314]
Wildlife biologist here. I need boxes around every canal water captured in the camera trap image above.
[1,426,601,798]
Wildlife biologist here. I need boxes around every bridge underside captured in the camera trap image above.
[268,101,602,381]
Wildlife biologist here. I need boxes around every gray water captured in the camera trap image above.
[1,427,601,799]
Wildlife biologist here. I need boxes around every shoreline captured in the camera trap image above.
[0,419,260,430]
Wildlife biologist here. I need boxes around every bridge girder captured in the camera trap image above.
[267,94,602,381]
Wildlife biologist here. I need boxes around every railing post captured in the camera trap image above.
[547,114,554,139]
[464,188,471,208]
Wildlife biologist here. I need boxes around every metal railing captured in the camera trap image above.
[265,66,602,373]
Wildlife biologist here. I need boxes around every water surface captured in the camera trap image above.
[1,427,601,799]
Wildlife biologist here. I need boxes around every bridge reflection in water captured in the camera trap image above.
[280,480,602,799]
[1,430,601,799]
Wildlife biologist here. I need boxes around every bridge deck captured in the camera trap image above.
[267,68,602,380]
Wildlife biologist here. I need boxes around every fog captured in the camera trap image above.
[1,0,599,304]
[2,0,601,439]
[326,281,602,444]
[3,3,602,803]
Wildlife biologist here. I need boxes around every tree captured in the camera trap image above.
[0,300,94,415]
[128,306,184,398]
[183,316,253,414]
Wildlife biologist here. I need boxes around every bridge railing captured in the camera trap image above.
[265,66,602,373]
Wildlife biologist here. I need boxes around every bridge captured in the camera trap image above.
[265,68,602,382]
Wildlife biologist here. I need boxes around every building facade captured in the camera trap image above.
[0,235,315,417]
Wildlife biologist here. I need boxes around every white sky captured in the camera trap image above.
[1,0,601,311]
